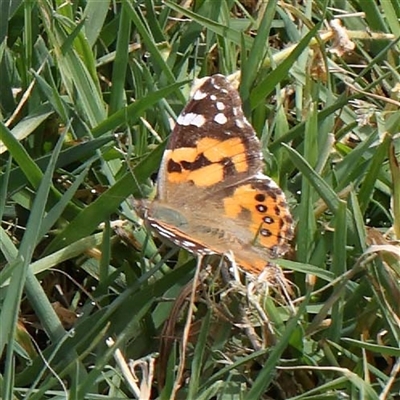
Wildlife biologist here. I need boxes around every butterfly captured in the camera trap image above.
[143,74,293,274]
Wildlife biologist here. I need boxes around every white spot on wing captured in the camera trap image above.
[210,94,217,101]
[255,173,280,189]
[235,119,245,128]
[150,223,177,238]
[211,78,221,90]
[192,90,208,100]
[236,116,251,128]
[214,113,228,125]
[181,240,196,248]
[191,114,206,127]
[216,101,225,110]
[190,77,209,96]
[177,112,206,127]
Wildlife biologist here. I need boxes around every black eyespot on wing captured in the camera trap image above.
[263,216,274,224]
[260,228,272,237]
[255,193,266,202]
[256,204,267,213]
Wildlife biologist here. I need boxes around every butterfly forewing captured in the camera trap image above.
[157,75,263,199]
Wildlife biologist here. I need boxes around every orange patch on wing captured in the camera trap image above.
[223,196,242,218]
[168,170,191,183]
[200,137,248,172]
[196,137,220,153]
[223,184,290,249]
[223,185,254,218]
[168,164,224,186]
[188,164,224,186]
[237,258,266,275]
[167,138,249,186]
[251,222,280,247]
[169,147,199,163]
[235,254,268,275]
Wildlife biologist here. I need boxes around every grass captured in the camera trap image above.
[1,0,400,399]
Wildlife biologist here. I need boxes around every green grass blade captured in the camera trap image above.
[122,0,175,83]
[328,200,347,341]
[358,133,391,214]
[164,0,253,48]
[283,144,341,215]
[244,291,311,399]
[249,22,321,109]
[389,141,400,238]
[83,0,110,47]
[0,120,48,189]
[187,310,212,398]
[44,141,165,254]
[240,0,278,96]
[296,102,318,263]
[91,81,186,137]
[108,5,131,114]
[0,132,65,356]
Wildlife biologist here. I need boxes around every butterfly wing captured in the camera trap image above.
[156,74,263,201]
[147,74,293,271]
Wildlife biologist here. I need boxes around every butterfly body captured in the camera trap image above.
[145,74,293,274]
